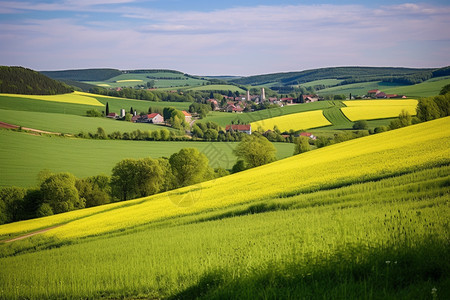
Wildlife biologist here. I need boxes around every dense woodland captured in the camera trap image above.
[41,68,122,81]
[0,66,73,95]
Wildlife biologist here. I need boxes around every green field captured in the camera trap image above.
[0,130,294,187]
[87,71,208,89]
[0,117,448,299]
[384,76,450,97]
[187,84,246,93]
[317,81,406,97]
[0,109,176,134]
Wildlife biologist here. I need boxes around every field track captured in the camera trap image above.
[0,121,61,135]
[2,225,62,243]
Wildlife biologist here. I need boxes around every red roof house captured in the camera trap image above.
[225,124,252,134]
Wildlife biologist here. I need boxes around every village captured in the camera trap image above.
[103,87,401,138]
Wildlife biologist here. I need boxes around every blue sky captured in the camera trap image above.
[0,0,449,75]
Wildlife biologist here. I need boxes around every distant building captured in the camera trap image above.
[120,109,126,118]
[144,113,164,124]
[225,124,252,134]
[182,110,192,123]
[106,112,119,119]
[299,132,317,140]
[261,88,266,102]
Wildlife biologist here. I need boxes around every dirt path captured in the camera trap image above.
[2,225,62,243]
[0,121,62,135]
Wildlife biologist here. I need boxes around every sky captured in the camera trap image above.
[0,0,449,76]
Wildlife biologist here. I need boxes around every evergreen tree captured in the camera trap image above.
[105,102,109,116]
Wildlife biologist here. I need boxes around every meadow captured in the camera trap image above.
[317,81,406,97]
[341,99,418,121]
[0,117,448,299]
[383,76,450,97]
[0,129,294,188]
[251,110,331,131]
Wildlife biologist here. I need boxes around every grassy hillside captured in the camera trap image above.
[383,76,450,97]
[0,117,448,299]
[0,130,294,187]
[187,84,246,93]
[317,81,406,97]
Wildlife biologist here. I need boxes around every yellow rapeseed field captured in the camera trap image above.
[1,117,447,241]
[0,91,104,106]
[250,110,331,132]
[341,99,418,121]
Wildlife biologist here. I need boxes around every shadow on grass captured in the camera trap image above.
[170,237,450,300]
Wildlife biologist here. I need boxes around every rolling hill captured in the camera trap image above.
[0,117,448,299]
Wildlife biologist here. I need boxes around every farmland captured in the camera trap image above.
[341,99,418,121]
[87,71,208,89]
[0,92,104,106]
[0,117,448,299]
[0,129,294,188]
[0,109,175,134]
[250,110,331,131]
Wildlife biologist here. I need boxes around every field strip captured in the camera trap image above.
[2,225,62,243]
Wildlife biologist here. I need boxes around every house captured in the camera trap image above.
[367,89,381,97]
[207,99,219,110]
[225,124,252,134]
[131,115,140,123]
[299,132,317,140]
[280,97,294,104]
[376,92,387,99]
[106,112,119,119]
[302,94,319,103]
[182,110,192,123]
[144,113,164,124]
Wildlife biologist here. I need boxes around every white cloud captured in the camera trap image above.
[0,2,449,74]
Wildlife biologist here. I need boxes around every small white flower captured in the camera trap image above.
[385,261,391,264]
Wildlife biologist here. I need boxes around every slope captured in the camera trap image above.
[0,117,448,299]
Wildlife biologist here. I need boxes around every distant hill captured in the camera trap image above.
[229,66,449,87]
[0,66,73,95]
[41,68,122,81]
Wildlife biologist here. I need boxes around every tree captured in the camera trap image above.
[439,83,450,95]
[233,135,277,168]
[169,148,213,187]
[110,159,138,201]
[293,136,311,155]
[352,120,369,130]
[96,127,107,139]
[0,186,27,224]
[105,102,110,116]
[76,175,111,207]
[124,113,133,122]
[416,98,441,121]
[133,158,164,197]
[398,109,412,127]
[40,173,83,214]
[231,160,246,173]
